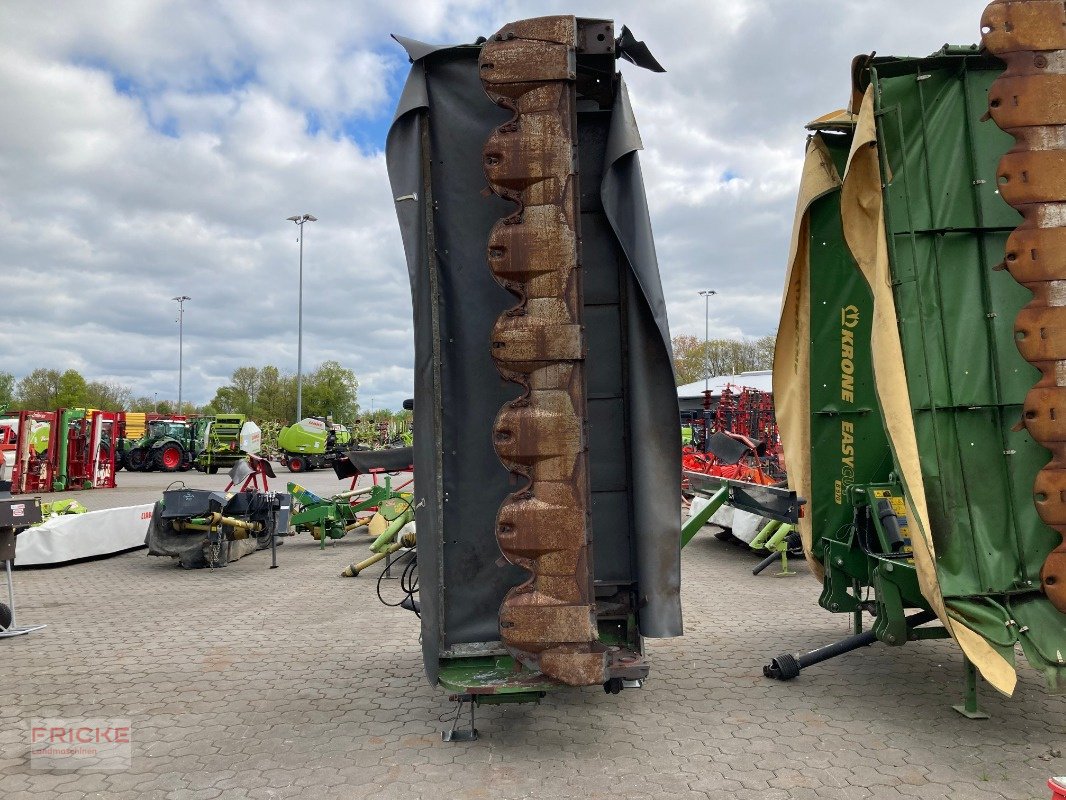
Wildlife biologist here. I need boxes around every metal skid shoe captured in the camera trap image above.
[764,610,937,681]
[442,694,478,742]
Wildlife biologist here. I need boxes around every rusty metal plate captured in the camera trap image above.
[1034,463,1066,524]
[998,150,1066,205]
[484,118,574,206]
[577,19,615,54]
[1004,226,1066,283]
[494,16,577,46]
[1024,387,1066,441]
[479,40,573,85]
[989,75,1066,128]
[1014,306,1066,362]
[491,320,584,367]
[480,15,603,686]
[981,1,1066,52]
[538,649,610,687]
[1040,548,1066,609]
[983,0,1066,611]
[494,390,583,475]
[487,206,579,292]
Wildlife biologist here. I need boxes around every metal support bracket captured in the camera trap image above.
[681,486,728,548]
[442,694,478,742]
[0,559,46,639]
[952,658,991,719]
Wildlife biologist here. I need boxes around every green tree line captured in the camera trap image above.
[0,360,365,424]
[671,333,776,386]
[208,361,358,422]
[0,369,137,414]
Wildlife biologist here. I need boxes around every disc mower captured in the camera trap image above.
[771,2,1066,713]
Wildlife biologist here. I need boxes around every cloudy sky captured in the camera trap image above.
[0,1,985,410]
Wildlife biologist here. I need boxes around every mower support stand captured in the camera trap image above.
[952,658,990,720]
[442,695,478,742]
[0,559,46,639]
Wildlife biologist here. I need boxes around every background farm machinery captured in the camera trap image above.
[0,492,45,637]
[194,414,252,473]
[123,418,196,472]
[682,384,785,487]
[141,441,415,572]
[145,487,290,569]
[121,414,258,474]
[275,417,352,473]
[683,470,802,578]
[0,408,265,489]
[287,477,416,583]
[9,409,117,494]
[287,477,412,551]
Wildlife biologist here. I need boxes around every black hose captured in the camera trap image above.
[376,547,419,618]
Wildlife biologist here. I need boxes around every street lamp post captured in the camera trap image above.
[172,295,191,413]
[698,289,717,392]
[286,213,317,421]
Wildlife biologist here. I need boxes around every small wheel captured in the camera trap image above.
[157,443,184,472]
[0,601,12,630]
[288,456,305,473]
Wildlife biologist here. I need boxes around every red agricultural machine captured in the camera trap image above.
[682,384,784,489]
[10,409,117,494]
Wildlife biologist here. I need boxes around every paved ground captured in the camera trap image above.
[1,478,1064,799]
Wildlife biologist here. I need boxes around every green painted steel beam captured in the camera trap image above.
[681,486,728,549]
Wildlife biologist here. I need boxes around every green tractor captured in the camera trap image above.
[125,419,196,473]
